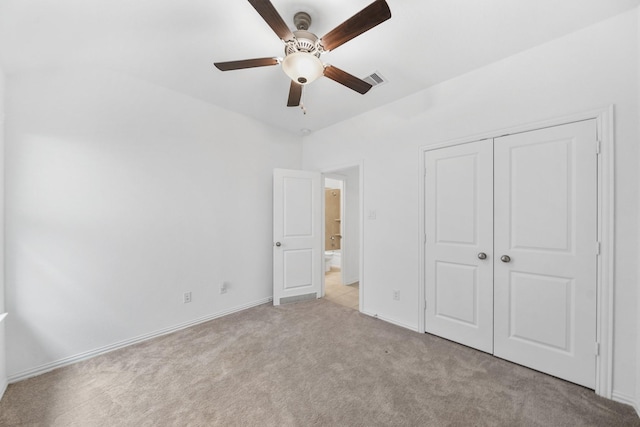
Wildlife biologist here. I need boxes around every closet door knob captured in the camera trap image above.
[477,252,487,260]
[275,242,282,247]
[500,255,511,263]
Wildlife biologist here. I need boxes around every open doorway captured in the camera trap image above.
[322,166,361,310]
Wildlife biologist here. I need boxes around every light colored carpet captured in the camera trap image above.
[1,299,638,426]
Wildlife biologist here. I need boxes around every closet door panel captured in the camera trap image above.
[493,120,597,389]
[424,140,494,353]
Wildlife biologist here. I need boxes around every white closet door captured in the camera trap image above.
[425,140,494,353]
[493,120,597,389]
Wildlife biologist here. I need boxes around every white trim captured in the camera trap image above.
[611,391,639,415]
[361,310,420,333]
[0,313,9,400]
[321,161,365,312]
[418,106,614,399]
[595,105,615,399]
[0,379,7,401]
[418,146,426,335]
[421,107,612,152]
[7,297,272,383]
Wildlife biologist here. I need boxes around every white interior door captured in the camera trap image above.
[273,168,322,306]
[493,120,597,389]
[424,140,494,353]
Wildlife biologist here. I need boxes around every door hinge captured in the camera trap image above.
[596,241,601,256]
[595,342,600,356]
[595,140,601,155]
[424,167,427,177]
[424,233,427,244]
[424,299,427,310]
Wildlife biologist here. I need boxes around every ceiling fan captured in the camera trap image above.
[214,0,392,108]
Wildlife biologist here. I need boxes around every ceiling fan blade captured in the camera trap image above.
[248,0,294,42]
[287,81,303,107]
[214,57,279,71]
[320,0,391,52]
[323,65,372,95]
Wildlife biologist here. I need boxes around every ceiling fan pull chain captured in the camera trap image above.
[300,89,307,114]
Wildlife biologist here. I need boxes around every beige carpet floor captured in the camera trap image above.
[1,299,639,426]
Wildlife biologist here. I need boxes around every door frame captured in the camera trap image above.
[419,106,615,399]
[323,173,347,284]
[321,161,364,311]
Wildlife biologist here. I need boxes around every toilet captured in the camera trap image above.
[324,251,334,272]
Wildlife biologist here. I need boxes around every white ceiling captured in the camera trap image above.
[0,0,638,135]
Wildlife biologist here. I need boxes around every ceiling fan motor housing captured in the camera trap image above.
[284,30,321,56]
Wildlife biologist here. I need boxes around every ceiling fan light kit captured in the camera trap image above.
[214,0,392,109]
[282,27,323,85]
[282,52,323,85]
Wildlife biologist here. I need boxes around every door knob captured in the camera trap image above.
[477,252,487,260]
[275,242,282,247]
[500,255,511,263]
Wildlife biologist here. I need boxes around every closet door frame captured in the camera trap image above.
[419,106,615,399]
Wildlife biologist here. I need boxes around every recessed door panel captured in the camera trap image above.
[509,272,573,353]
[494,120,597,389]
[435,155,478,246]
[425,140,494,354]
[435,261,478,326]
[510,139,572,253]
[283,249,313,290]
[283,177,314,237]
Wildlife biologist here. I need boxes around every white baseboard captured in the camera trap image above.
[361,310,420,333]
[8,297,272,384]
[0,378,6,401]
[611,391,640,418]
[1,313,7,400]
[343,276,359,286]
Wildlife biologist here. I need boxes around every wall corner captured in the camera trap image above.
[0,66,6,401]
[635,4,640,419]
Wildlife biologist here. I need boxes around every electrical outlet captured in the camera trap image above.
[220,282,227,294]
[183,292,192,303]
[393,289,400,301]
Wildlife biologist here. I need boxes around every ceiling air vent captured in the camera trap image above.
[362,71,387,88]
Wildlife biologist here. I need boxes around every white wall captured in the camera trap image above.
[0,67,7,399]
[303,10,639,402]
[4,67,302,379]
[637,5,640,417]
[324,178,342,190]
[342,167,360,285]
